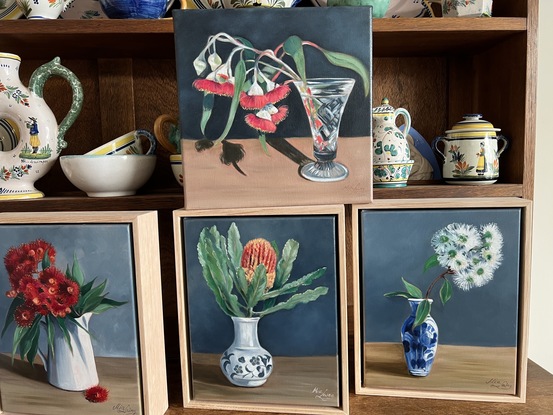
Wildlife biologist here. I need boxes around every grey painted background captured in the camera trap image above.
[182,215,340,357]
[361,208,521,347]
[173,7,372,140]
[0,224,139,358]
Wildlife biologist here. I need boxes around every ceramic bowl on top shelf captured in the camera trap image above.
[181,0,299,9]
[170,154,184,187]
[60,154,156,197]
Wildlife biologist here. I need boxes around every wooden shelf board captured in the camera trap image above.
[373,183,523,199]
[0,17,527,59]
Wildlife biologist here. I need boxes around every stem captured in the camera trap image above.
[425,269,453,299]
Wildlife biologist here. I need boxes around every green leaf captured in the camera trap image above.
[423,254,440,272]
[56,317,73,354]
[320,48,370,96]
[245,265,267,310]
[257,286,329,317]
[42,248,51,269]
[258,133,269,155]
[2,296,24,338]
[283,35,306,80]
[12,325,26,364]
[413,299,432,328]
[90,298,128,314]
[47,315,56,357]
[262,267,326,301]
[77,280,108,314]
[274,239,299,289]
[440,278,453,305]
[383,291,415,299]
[401,278,423,298]
[227,222,243,270]
[71,253,85,286]
[200,92,214,136]
[216,59,246,143]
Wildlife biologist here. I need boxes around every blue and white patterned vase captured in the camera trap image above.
[401,299,438,377]
[220,317,273,387]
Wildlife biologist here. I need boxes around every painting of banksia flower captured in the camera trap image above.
[197,222,328,318]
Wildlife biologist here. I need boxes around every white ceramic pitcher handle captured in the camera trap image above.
[431,136,446,160]
[394,107,411,137]
[497,135,509,156]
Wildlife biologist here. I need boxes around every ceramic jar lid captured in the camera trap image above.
[445,114,501,137]
[372,97,395,115]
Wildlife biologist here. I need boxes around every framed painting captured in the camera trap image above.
[0,211,168,415]
[351,198,532,402]
[173,7,373,209]
[173,205,349,414]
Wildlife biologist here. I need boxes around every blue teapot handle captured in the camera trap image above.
[28,57,83,153]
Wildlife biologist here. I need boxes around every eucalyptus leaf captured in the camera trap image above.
[423,253,440,272]
[320,49,370,96]
[440,278,453,305]
[71,253,85,286]
[413,299,432,328]
[401,277,423,299]
[200,93,214,136]
[42,248,51,269]
[283,35,306,80]
[383,291,415,299]
[216,59,246,142]
[2,295,24,338]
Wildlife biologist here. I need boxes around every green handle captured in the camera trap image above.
[28,57,83,153]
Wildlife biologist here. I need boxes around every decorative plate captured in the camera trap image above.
[0,0,23,19]
[309,0,434,17]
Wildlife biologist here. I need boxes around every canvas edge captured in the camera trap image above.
[172,205,349,415]
[350,197,532,403]
[0,210,169,415]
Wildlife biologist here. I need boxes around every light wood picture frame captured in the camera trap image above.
[0,211,168,415]
[352,198,532,403]
[173,205,349,414]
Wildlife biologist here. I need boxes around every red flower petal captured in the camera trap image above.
[265,85,291,104]
[240,92,269,110]
[245,113,277,133]
[193,79,234,97]
[85,385,109,403]
[271,105,288,125]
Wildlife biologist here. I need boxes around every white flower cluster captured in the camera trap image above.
[430,223,504,291]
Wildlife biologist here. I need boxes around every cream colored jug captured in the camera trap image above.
[0,53,83,199]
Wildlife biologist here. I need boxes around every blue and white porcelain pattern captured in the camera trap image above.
[99,0,168,18]
[401,299,438,377]
[220,317,273,387]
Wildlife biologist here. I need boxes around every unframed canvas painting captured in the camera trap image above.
[359,207,523,397]
[180,214,344,411]
[0,224,143,415]
[173,7,373,208]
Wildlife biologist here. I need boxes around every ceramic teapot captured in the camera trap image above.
[372,98,412,164]
[432,114,508,185]
[0,53,83,199]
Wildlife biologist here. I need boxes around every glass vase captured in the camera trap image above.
[293,78,355,182]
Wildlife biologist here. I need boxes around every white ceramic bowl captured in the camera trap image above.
[60,154,156,197]
[170,154,183,187]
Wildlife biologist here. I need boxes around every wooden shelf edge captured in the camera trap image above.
[373,183,523,199]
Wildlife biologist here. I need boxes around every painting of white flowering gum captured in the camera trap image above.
[359,207,524,398]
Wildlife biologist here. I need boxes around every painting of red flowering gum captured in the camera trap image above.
[0,211,167,415]
[173,7,373,209]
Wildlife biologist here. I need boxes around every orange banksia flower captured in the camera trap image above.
[241,238,277,290]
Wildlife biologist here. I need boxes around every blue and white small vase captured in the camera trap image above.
[220,317,273,387]
[401,299,438,377]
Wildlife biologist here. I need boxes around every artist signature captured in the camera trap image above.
[312,387,335,402]
[112,404,137,415]
[486,378,512,389]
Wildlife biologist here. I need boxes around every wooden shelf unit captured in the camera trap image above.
[0,1,538,413]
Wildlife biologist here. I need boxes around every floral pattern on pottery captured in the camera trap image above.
[16,0,72,19]
[372,98,412,164]
[373,160,414,188]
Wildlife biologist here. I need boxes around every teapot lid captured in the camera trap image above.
[373,98,395,114]
[445,114,501,134]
